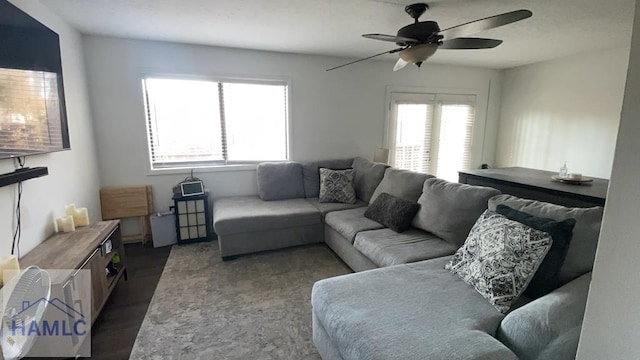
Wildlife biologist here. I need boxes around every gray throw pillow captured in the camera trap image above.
[413,178,501,247]
[319,168,357,204]
[351,157,389,203]
[446,210,553,314]
[256,162,305,201]
[364,192,420,233]
[369,168,433,204]
[488,194,604,284]
[301,159,354,198]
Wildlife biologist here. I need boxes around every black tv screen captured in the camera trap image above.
[0,0,70,159]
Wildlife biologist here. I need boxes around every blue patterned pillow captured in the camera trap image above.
[446,210,553,313]
[319,168,356,204]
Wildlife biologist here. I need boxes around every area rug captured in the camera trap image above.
[129,242,351,360]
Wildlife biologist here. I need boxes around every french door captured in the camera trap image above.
[388,92,476,182]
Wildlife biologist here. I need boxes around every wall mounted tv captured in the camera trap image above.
[0,0,70,160]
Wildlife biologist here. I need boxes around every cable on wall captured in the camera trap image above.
[11,156,26,257]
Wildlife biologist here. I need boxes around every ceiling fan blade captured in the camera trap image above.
[326,48,404,72]
[438,9,532,41]
[363,33,419,46]
[439,37,503,49]
[393,58,409,72]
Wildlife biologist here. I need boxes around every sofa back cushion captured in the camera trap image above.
[413,178,501,247]
[488,194,604,284]
[370,168,433,204]
[256,162,305,201]
[301,159,354,198]
[351,157,389,203]
[496,272,592,360]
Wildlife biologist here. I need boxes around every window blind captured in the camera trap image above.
[389,92,476,181]
[142,77,288,169]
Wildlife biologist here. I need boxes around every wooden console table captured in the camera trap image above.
[20,220,126,325]
[459,167,608,208]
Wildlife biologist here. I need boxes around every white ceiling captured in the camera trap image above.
[41,0,635,69]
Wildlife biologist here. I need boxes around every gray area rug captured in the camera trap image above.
[129,242,351,359]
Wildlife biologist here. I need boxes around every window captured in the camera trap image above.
[142,77,288,169]
[389,92,476,182]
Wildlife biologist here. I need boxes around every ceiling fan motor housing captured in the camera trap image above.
[396,21,441,45]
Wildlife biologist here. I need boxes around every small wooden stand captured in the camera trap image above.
[100,185,154,244]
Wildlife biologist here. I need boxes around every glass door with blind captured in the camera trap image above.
[388,92,476,182]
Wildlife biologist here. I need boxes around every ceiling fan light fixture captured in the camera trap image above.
[399,43,438,66]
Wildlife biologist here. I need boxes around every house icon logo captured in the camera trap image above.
[14,297,85,319]
[9,297,88,337]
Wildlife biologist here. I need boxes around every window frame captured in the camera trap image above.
[141,73,293,172]
[384,86,486,178]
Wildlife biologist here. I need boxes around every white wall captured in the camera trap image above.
[495,47,629,179]
[577,1,640,358]
[0,1,100,256]
[82,36,503,212]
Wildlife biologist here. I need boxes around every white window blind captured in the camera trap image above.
[389,92,476,182]
[143,77,288,169]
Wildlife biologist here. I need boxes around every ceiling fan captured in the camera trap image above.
[327,3,532,72]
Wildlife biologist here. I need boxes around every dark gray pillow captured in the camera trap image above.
[413,178,501,247]
[319,168,357,204]
[351,157,389,203]
[364,192,420,233]
[488,194,604,284]
[496,204,576,299]
[256,162,305,201]
[301,159,354,198]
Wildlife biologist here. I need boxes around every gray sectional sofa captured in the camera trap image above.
[212,158,604,360]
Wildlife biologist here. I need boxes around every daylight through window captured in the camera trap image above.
[389,92,476,182]
[143,77,288,169]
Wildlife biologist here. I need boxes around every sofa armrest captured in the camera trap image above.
[496,272,592,360]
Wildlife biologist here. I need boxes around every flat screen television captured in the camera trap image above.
[0,0,70,160]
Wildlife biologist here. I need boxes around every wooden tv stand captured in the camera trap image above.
[20,220,126,325]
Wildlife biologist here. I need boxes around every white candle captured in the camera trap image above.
[56,216,76,233]
[74,208,90,227]
[65,203,77,216]
[0,255,20,286]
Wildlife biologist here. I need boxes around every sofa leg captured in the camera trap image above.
[222,255,238,262]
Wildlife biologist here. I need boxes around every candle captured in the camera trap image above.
[0,255,20,286]
[74,208,89,227]
[56,216,76,233]
[65,204,89,227]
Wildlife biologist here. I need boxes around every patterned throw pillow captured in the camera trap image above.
[446,210,553,313]
[319,168,357,204]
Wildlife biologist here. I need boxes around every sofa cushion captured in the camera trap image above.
[353,228,458,267]
[256,162,305,201]
[496,273,592,360]
[446,210,553,314]
[364,193,420,233]
[324,207,384,243]
[496,204,576,299]
[312,257,517,360]
[488,194,604,284]
[319,168,357,204]
[305,198,367,218]
[213,196,320,235]
[369,168,434,204]
[413,178,501,247]
[351,157,389,203]
[301,159,354,198]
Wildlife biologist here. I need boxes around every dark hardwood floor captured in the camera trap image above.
[88,243,172,359]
